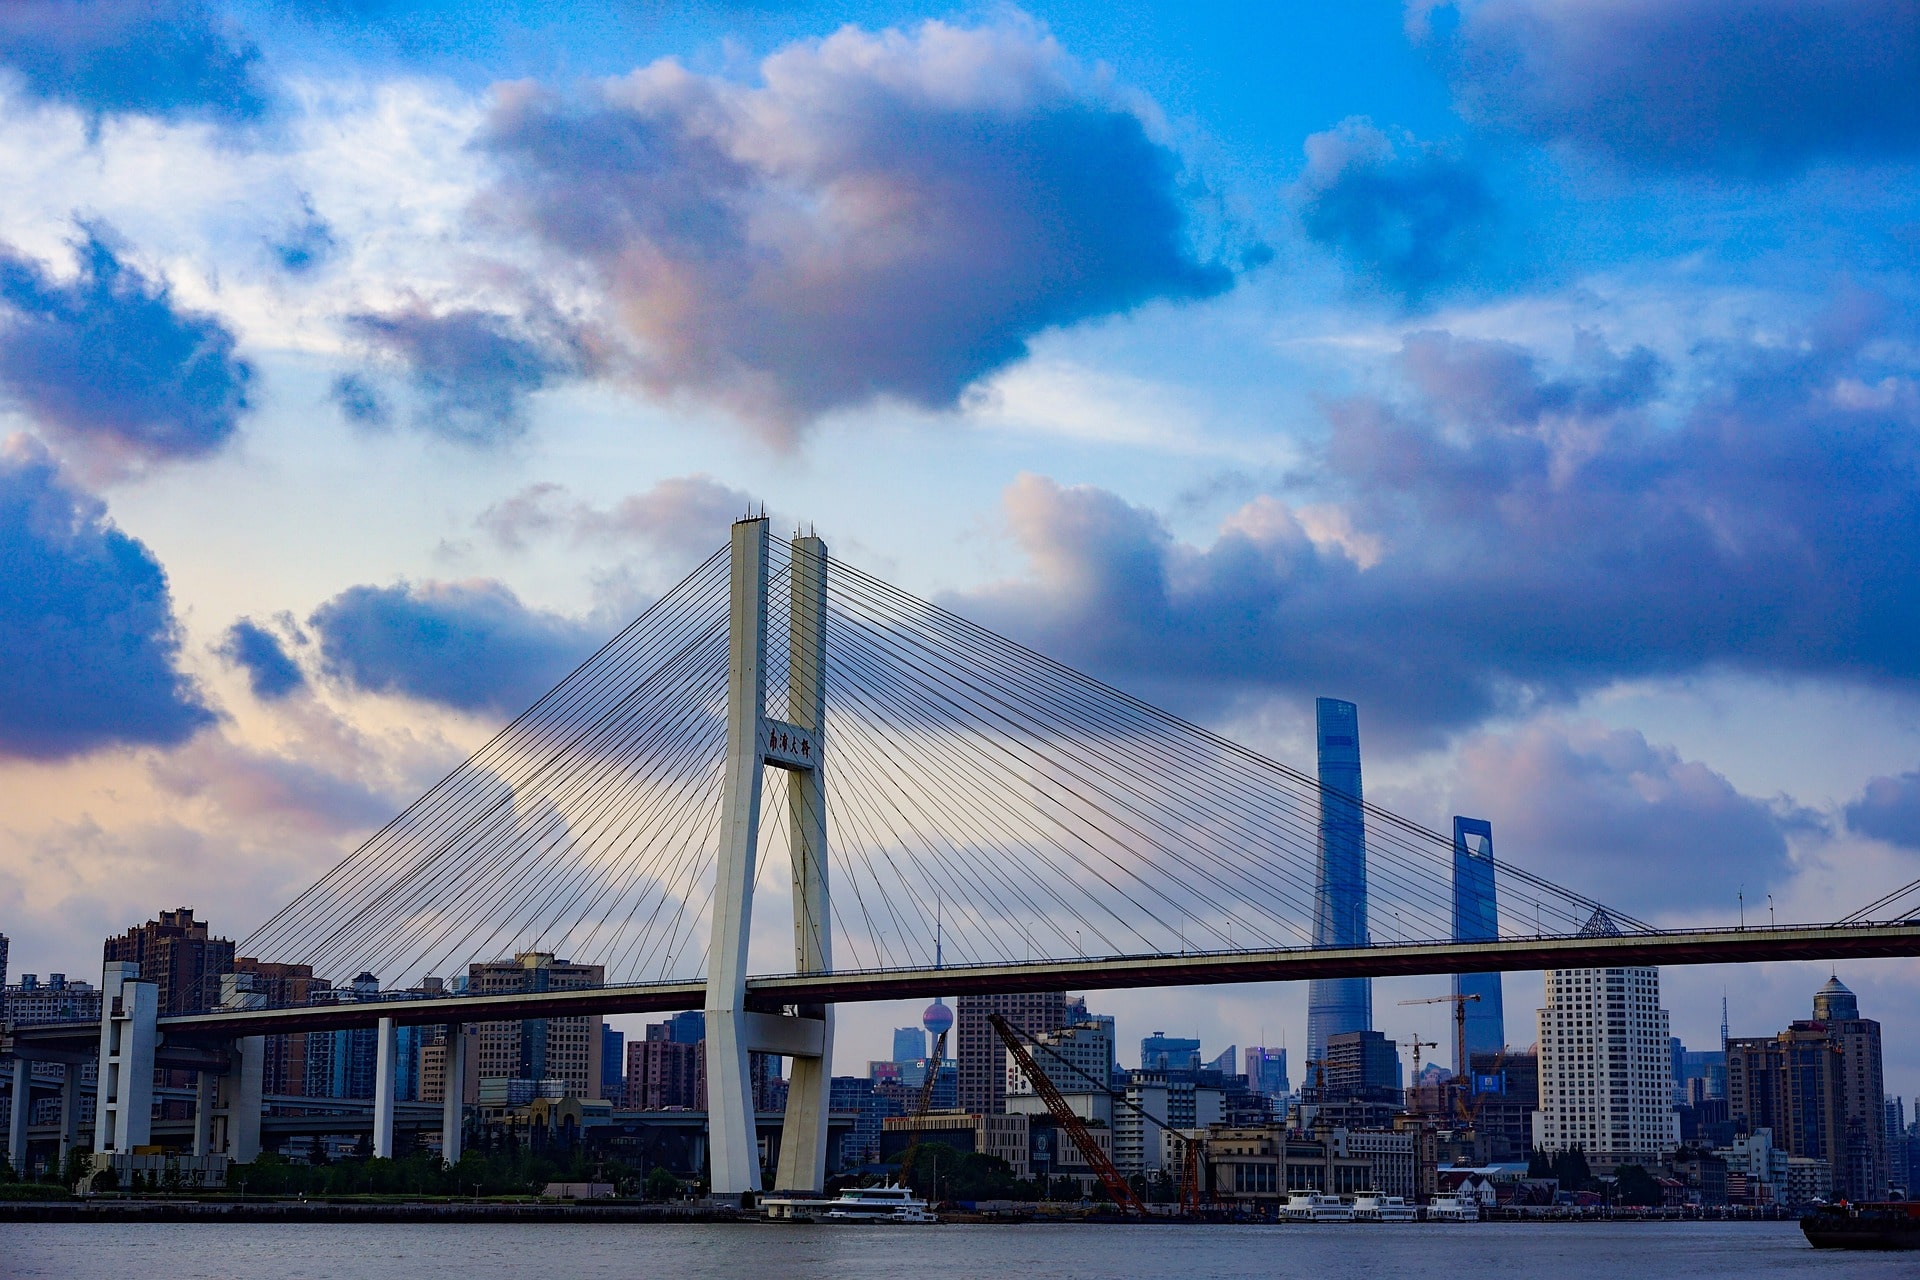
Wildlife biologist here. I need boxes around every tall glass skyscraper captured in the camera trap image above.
[1452,816,1505,1072]
[1306,697,1371,1068]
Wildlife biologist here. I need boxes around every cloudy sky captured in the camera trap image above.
[0,0,1916,1092]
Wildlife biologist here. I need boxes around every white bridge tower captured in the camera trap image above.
[705,515,834,1201]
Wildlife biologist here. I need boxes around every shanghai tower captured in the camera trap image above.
[1306,697,1371,1069]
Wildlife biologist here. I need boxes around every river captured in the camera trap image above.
[5,1219,1910,1279]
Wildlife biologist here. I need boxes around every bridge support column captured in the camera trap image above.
[775,533,832,1195]
[192,1070,216,1156]
[211,974,264,1164]
[57,1063,82,1163]
[373,1016,397,1159]
[706,516,772,1202]
[706,519,838,1200]
[6,1058,28,1175]
[441,1023,466,1166]
[94,962,156,1155]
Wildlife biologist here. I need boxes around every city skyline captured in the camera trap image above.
[0,0,1916,1119]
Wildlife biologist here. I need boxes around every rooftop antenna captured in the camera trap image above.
[1720,991,1730,1054]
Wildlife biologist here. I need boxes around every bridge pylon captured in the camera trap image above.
[706,516,834,1201]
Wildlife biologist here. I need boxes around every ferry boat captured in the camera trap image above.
[1351,1192,1418,1222]
[1283,1192,1354,1222]
[1425,1192,1481,1222]
[819,1183,937,1223]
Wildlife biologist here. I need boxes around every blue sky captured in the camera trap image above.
[0,0,1917,1089]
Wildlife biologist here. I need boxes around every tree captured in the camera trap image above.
[1613,1164,1664,1207]
[645,1167,681,1201]
[1551,1147,1594,1192]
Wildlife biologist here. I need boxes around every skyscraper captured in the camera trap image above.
[1534,966,1677,1165]
[1451,816,1505,1071]
[102,908,235,1014]
[1306,697,1370,1067]
[956,992,1070,1114]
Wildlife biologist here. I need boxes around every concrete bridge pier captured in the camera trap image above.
[57,1063,83,1163]
[94,962,157,1157]
[440,1022,466,1165]
[373,1016,397,1159]
[6,1058,28,1174]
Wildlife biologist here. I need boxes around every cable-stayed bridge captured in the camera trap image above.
[9,516,1920,1196]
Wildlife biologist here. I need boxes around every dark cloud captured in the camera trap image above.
[309,578,598,714]
[343,305,580,445]
[0,0,267,125]
[216,618,306,701]
[271,198,335,274]
[328,372,391,428]
[478,16,1238,434]
[0,437,213,759]
[0,227,253,465]
[1293,118,1494,300]
[478,473,752,560]
[955,295,1920,738]
[1846,770,1920,851]
[1450,721,1795,910]
[1411,0,1920,172]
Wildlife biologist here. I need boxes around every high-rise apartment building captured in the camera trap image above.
[234,957,331,1096]
[1728,976,1887,1201]
[1306,698,1370,1066]
[1008,1019,1114,1099]
[468,952,606,1098]
[102,908,235,1014]
[956,991,1071,1114]
[626,1036,704,1110]
[1450,816,1504,1071]
[3,973,101,1025]
[1533,966,1676,1165]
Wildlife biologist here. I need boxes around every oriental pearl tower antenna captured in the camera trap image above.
[921,897,953,1082]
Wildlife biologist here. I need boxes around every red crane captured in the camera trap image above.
[989,1013,1149,1216]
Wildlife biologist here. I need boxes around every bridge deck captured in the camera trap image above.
[11,922,1917,1055]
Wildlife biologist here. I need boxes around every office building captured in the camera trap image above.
[1141,1031,1201,1074]
[892,1027,926,1063]
[1450,816,1504,1071]
[1246,1046,1289,1097]
[468,952,606,1099]
[1533,966,1676,1166]
[1728,976,1887,1201]
[1306,697,1371,1066]
[1320,1030,1401,1103]
[601,1026,625,1104]
[102,908,235,1014]
[956,991,1071,1114]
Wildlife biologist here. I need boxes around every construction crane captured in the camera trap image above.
[1403,1035,1440,1116]
[988,1014,1149,1216]
[893,1018,952,1196]
[1400,993,1481,1123]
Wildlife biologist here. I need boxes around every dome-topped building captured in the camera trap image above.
[1813,974,1859,1023]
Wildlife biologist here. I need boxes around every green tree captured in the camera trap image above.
[645,1167,681,1201]
[1551,1147,1594,1192]
[1613,1164,1664,1207]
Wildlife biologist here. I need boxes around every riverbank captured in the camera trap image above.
[0,1198,754,1223]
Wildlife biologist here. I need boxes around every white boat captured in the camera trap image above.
[1283,1192,1354,1222]
[819,1183,937,1223]
[1351,1192,1418,1222]
[1425,1192,1482,1222]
